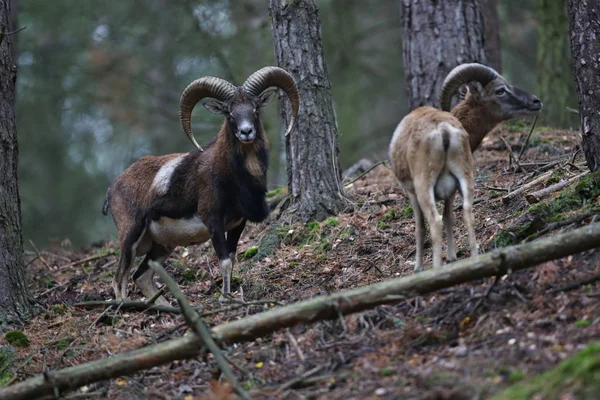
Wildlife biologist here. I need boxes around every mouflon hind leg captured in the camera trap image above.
[113,223,147,301]
[132,243,174,306]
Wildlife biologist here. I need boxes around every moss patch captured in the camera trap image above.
[4,331,30,348]
[382,209,397,221]
[494,171,600,248]
[0,347,15,386]
[238,246,259,261]
[492,343,600,400]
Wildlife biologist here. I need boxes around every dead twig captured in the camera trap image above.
[516,114,538,161]
[61,252,116,269]
[0,25,26,46]
[273,365,324,395]
[74,300,183,314]
[29,240,51,270]
[285,329,306,362]
[471,276,500,313]
[343,160,387,187]
[149,261,251,400]
[499,136,523,173]
[548,271,600,295]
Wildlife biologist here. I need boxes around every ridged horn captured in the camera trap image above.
[179,77,236,150]
[242,66,300,136]
[440,63,499,112]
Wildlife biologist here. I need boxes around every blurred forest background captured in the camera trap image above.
[15,0,577,247]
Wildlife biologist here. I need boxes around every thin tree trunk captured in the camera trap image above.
[269,0,346,222]
[567,0,600,172]
[3,222,600,400]
[480,0,502,72]
[401,0,487,110]
[0,0,33,326]
[537,0,578,128]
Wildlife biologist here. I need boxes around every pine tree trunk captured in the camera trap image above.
[480,0,502,72]
[401,0,487,110]
[269,0,346,222]
[537,0,578,128]
[567,0,600,172]
[0,0,33,326]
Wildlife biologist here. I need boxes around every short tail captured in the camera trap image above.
[102,193,110,216]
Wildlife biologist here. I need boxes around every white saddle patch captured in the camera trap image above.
[151,155,185,195]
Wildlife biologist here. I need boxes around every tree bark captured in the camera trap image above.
[537,0,578,128]
[3,221,600,400]
[402,0,487,110]
[0,0,33,327]
[567,0,600,172]
[480,0,502,72]
[269,0,346,222]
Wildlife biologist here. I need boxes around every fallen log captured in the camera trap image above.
[525,172,588,204]
[2,223,600,400]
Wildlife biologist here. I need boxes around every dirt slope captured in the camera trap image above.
[2,125,600,400]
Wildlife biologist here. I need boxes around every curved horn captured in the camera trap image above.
[440,63,499,112]
[242,66,300,136]
[179,77,236,150]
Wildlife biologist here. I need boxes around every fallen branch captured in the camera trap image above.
[149,261,250,400]
[501,170,554,204]
[525,172,588,204]
[61,252,115,269]
[3,222,600,400]
[74,300,183,314]
[548,271,600,295]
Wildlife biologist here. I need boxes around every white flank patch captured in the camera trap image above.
[151,155,184,195]
[149,215,211,246]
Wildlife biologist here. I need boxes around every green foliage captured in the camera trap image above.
[376,221,390,230]
[170,259,187,270]
[4,331,30,348]
[51,304,69,315]
[399,206,414,218]
[379,367,395,377]
[493,343,600,399]
[180,268,196,283]
[382,209,397,221]
[547,169,566,185]
[325,217,339,227]
[0,347,15,386]
[238,246,259,261]
[231,275,243,291]
[495,172,600,248]
[574,319,591,327]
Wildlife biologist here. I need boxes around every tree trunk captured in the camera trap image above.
[269,0,346,222]
[537,0,578,128]
[401,0,487,110]
[0,0,33,326]
[567,0,600,172]
[480,0,502,72]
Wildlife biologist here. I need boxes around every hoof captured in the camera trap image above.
[218,294,231,303]
[151,296,171,307]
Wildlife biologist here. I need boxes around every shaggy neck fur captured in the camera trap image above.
[451,96,502,152]
[212,120,270,222]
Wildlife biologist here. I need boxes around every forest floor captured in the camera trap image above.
[3,123,600,400]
